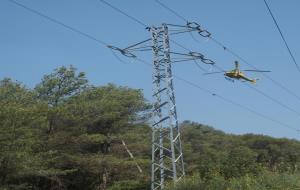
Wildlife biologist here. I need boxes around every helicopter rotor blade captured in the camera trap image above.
[242,70,271,73]
[203,71,224,75]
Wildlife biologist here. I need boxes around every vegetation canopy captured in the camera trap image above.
[1,66,300,190]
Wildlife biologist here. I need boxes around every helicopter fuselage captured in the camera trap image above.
[225,70,256,83]
[203,61,267,84]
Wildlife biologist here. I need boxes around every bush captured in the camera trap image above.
[166,172,300,190]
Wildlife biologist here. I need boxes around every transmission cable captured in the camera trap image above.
[171,41,300,119]
[210,37,300,102]
[263,0,300,72]
[95,0,300,132]
[135,57,299,133]
[8,0,300,133]
[245,83,300,118]
[98,0,148,28]
[153,0,300,102]
[154,0,187,23]
[7,0,108,47]
[95,0,300,119]
[153,0,300,118]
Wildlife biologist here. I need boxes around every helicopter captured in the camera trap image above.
[204,61,271,84]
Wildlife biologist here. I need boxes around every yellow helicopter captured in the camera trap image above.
[204,61,271,84]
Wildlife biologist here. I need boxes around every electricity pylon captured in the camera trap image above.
[108,22,213,190]
[150,24,184,190]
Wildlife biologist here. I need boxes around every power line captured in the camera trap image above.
[170,40,300,119]
[155,0,300,121]
[98,0,148,28]
[7,0,108,47]
[135,57,299,132]
[8,0,300,133]
[149,0,300,120]
[154,0,188,23]
[263,0,300,72]
[177,73,299,132]
[97,1,210,73]
[245,83,300,118]
[209,37,300,102]
[199,57,300,119]
[153,0,300,102]
[110,49,132,65]
[95,0,300,132]
[171,37,300,120]
[193,59,207,72]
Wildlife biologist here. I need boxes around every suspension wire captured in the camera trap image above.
[189,32,204,44]
[95,0,300,131]
[213,63,300,119]
[153,0,300,102]
[193,59,207,72]
[7,0,109,47]
[97,0,148,28]
[97,0,216,68]
[171,39,207,72]
[135,57,299,132]
[110,49,131,65]
[263,0,300,72]
[9,0,300,133]
[170,37,300,120]
[153,0,211,45]
[154,0,188,23]
[245,83,300,118]
[210,37,300,101]
[153,0,300,120]
[124,38,151,50]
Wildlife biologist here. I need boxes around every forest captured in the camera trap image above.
[1,66,300,190]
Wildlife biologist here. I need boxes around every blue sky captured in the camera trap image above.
[1,0,300,139]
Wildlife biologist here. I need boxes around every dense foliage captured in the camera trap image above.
[1,66,300,190]
[166,172,300,190]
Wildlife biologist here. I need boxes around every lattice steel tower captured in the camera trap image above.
[108,22,213,190]
[150,24,185,190]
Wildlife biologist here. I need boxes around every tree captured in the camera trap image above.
[0,78,48,189]
[34,66,88,134]
[35,65,88,106]
[222,146,261,178]
[2,67,300,190]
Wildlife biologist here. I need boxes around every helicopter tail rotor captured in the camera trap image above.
[251,78,259,84]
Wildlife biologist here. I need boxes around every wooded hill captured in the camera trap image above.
[1,66,300,190]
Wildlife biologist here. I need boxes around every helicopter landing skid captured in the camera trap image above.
[225,77,234,83]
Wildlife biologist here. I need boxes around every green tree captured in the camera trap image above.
[222,146,261,178]
[2,67,300,190]
[0,78,48,189]
[34,66,88,134]
[35,65,88,106]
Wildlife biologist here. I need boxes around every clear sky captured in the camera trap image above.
[1,0,300,139]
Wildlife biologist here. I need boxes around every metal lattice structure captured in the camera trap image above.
[107,22,213,190]
[150,24,185,190]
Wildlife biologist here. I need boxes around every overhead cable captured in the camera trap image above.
[98,0,148,28]
[8,0,300,133]
[154,0,300,102]
[96,0,300,132]
[263,0,300,72]
[7,0,108,46]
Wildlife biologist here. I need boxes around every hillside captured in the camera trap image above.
[1,66,300,190]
